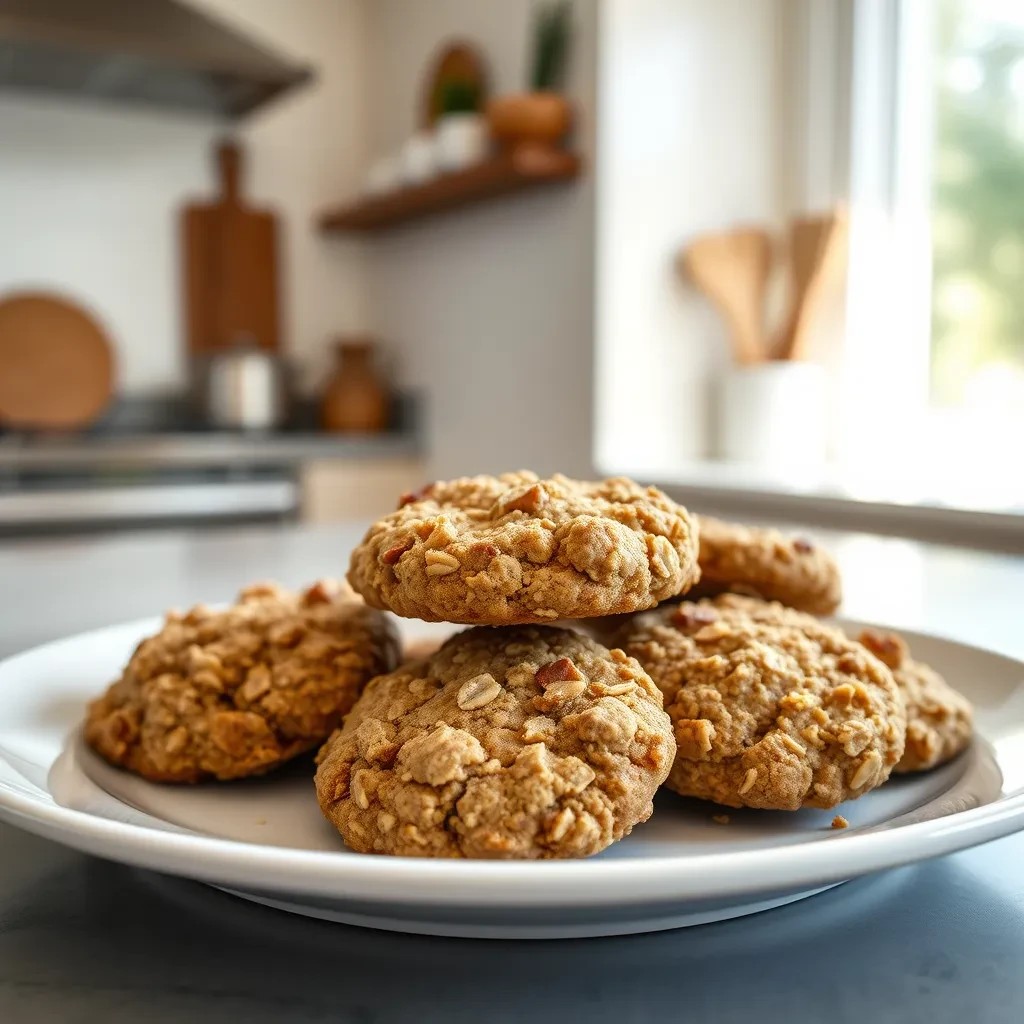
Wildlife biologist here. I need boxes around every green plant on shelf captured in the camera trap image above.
[438,78,481,116]
[530,1,572,92]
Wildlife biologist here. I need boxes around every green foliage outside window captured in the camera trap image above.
[931,0,1024,406]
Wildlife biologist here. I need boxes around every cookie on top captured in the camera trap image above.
[346,471,700,625]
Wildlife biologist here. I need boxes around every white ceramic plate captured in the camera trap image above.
[1,616,1023,939]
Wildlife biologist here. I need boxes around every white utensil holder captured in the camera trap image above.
[715,362,828,466]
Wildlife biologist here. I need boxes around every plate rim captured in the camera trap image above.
[1,616,1022,910]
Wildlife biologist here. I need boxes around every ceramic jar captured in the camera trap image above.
[321,340,389,434]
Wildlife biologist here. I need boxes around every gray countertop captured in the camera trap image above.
[656,469,1024,552]
[2,523,1024,1023]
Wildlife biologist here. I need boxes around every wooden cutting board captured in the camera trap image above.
[0,291,115,430]
[182,142,280,354]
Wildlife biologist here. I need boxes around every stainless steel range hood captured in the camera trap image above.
[0,0,313,119]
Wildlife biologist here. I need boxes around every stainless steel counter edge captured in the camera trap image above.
[0,430,424,471]
[659,480,1024,553]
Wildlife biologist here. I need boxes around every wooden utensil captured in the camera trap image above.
[181,141,280,356]
[774,211,848,360]
[0,291,115,430]
[681,227,772,364]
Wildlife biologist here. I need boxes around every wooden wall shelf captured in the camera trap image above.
[317,150,581,234]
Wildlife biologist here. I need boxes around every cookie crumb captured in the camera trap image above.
[711,814,731,825]
[831,815,849,829]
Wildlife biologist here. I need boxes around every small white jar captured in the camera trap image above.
[399,132,439,185]
[434,113,488,172]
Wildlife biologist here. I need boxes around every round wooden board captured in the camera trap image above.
[0,292,115,430]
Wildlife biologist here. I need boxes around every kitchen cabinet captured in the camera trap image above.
[299,457,424,524]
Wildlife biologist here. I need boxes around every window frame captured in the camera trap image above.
[840,0,935,463]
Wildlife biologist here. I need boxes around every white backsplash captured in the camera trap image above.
[0,0,368,397]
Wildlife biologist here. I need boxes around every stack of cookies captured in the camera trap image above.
[317,471,700,858]
[84,470,973,860]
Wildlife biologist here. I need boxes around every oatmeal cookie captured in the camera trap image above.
[859,629,973,773]
[85,581,400,783]
[314,626,674,858]
[693,516,841,615]
[346,471,700,625]
[593,591,810,652]
[682,591,819,629]
[618,596,905,810]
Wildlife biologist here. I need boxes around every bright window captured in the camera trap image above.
[842,0,1024,510]
[930,0,1024,413]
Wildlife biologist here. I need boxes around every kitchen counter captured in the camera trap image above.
[651,463,1024,552]
[0,392,424,474]
[2,523,1024,1022]
[0,394,425,535]
[0,427,422,473]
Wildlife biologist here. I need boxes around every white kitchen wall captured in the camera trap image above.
[361,0,597,479]
[594,0,787,474]
[0,0,801,482]
[0,0,366,395]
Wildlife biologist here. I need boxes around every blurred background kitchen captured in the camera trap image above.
[0,0,1021,550]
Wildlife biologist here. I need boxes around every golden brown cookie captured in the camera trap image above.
[859,629,973,773]
[681,591,819,628]
[693,515,842,615]
[314,625,675,858]
[346,471,700,625]
[85,581,400,783]
[618,596,905,810]
[593,591,811,653]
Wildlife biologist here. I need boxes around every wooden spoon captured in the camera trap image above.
[774,211,848,360]
[680,227,772,364]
